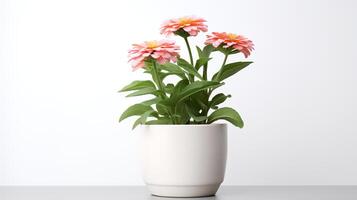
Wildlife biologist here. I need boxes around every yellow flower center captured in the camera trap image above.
[146,41,158,49]
[178,17,193,26]
[227,33,238,40]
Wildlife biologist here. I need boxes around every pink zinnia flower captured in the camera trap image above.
[205,32,254,57]
[128,40,180,70]
[160,16,208,36]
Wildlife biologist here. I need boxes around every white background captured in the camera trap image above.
[1,0,357,185]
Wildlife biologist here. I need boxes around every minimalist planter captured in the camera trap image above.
[140,124,227,197]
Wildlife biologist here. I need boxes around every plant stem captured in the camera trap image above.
[209,54,229,95]
[214,53,228,82]
[152,61,177,124]
[183,36,194,82]
[183,36,195,124]
[152,61,166,99]
[204,54,229,123]
[184,37,194,65]
[203,64,208,80]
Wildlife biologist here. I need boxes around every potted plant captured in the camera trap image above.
[119,16,254,197]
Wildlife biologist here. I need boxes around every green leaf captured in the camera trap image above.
[132,110,156,129]
[170,79,189,100]
[209,93,231,108]
[119,104,154,122]
[207,107,244,128]
[126,87,159,97]
[149,66,162,90]
[195,57,211,70]
[174,102,190,124]
[196,46,203,57]
[211,105,219,110]
[140,97,160,106]
[160,72,183,80]
[177,81,222,103]
[160,63,187,79]
[177,58,203,80]
[168,97,190,124]
[197,45,215,59]
[165,83,175,94]
[185,104,207,122]
[202,44,215,58]
[213,62,253,82]
[190,90,209,110]
[192,115,207,122]
[119,80,156,92]
[156,100,173,115]
[146,118,173,125]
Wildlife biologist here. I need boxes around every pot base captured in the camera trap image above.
[147,184,220,197]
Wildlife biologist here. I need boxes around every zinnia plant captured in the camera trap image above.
[119,16,254,129]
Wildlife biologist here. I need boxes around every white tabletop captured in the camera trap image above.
[1,186,357,200]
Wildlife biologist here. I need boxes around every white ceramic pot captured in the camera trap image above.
[140,124,227,197]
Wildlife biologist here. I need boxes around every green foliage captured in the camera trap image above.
[119,80,156,92]
[212,61,253,82]
[209,93,231,109]
[119,43,253,129]
[176,81,222,103]
[177,58,203,80]
[146,118,173,125]
[125,87,159,97]
[208,107,244,128]
[160,63,187,80]
[195,57,211,70]
[119,104,158,122]
[140,97,160,106]
[132,110,156,129]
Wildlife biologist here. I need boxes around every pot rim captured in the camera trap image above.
[141,123,227,127]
